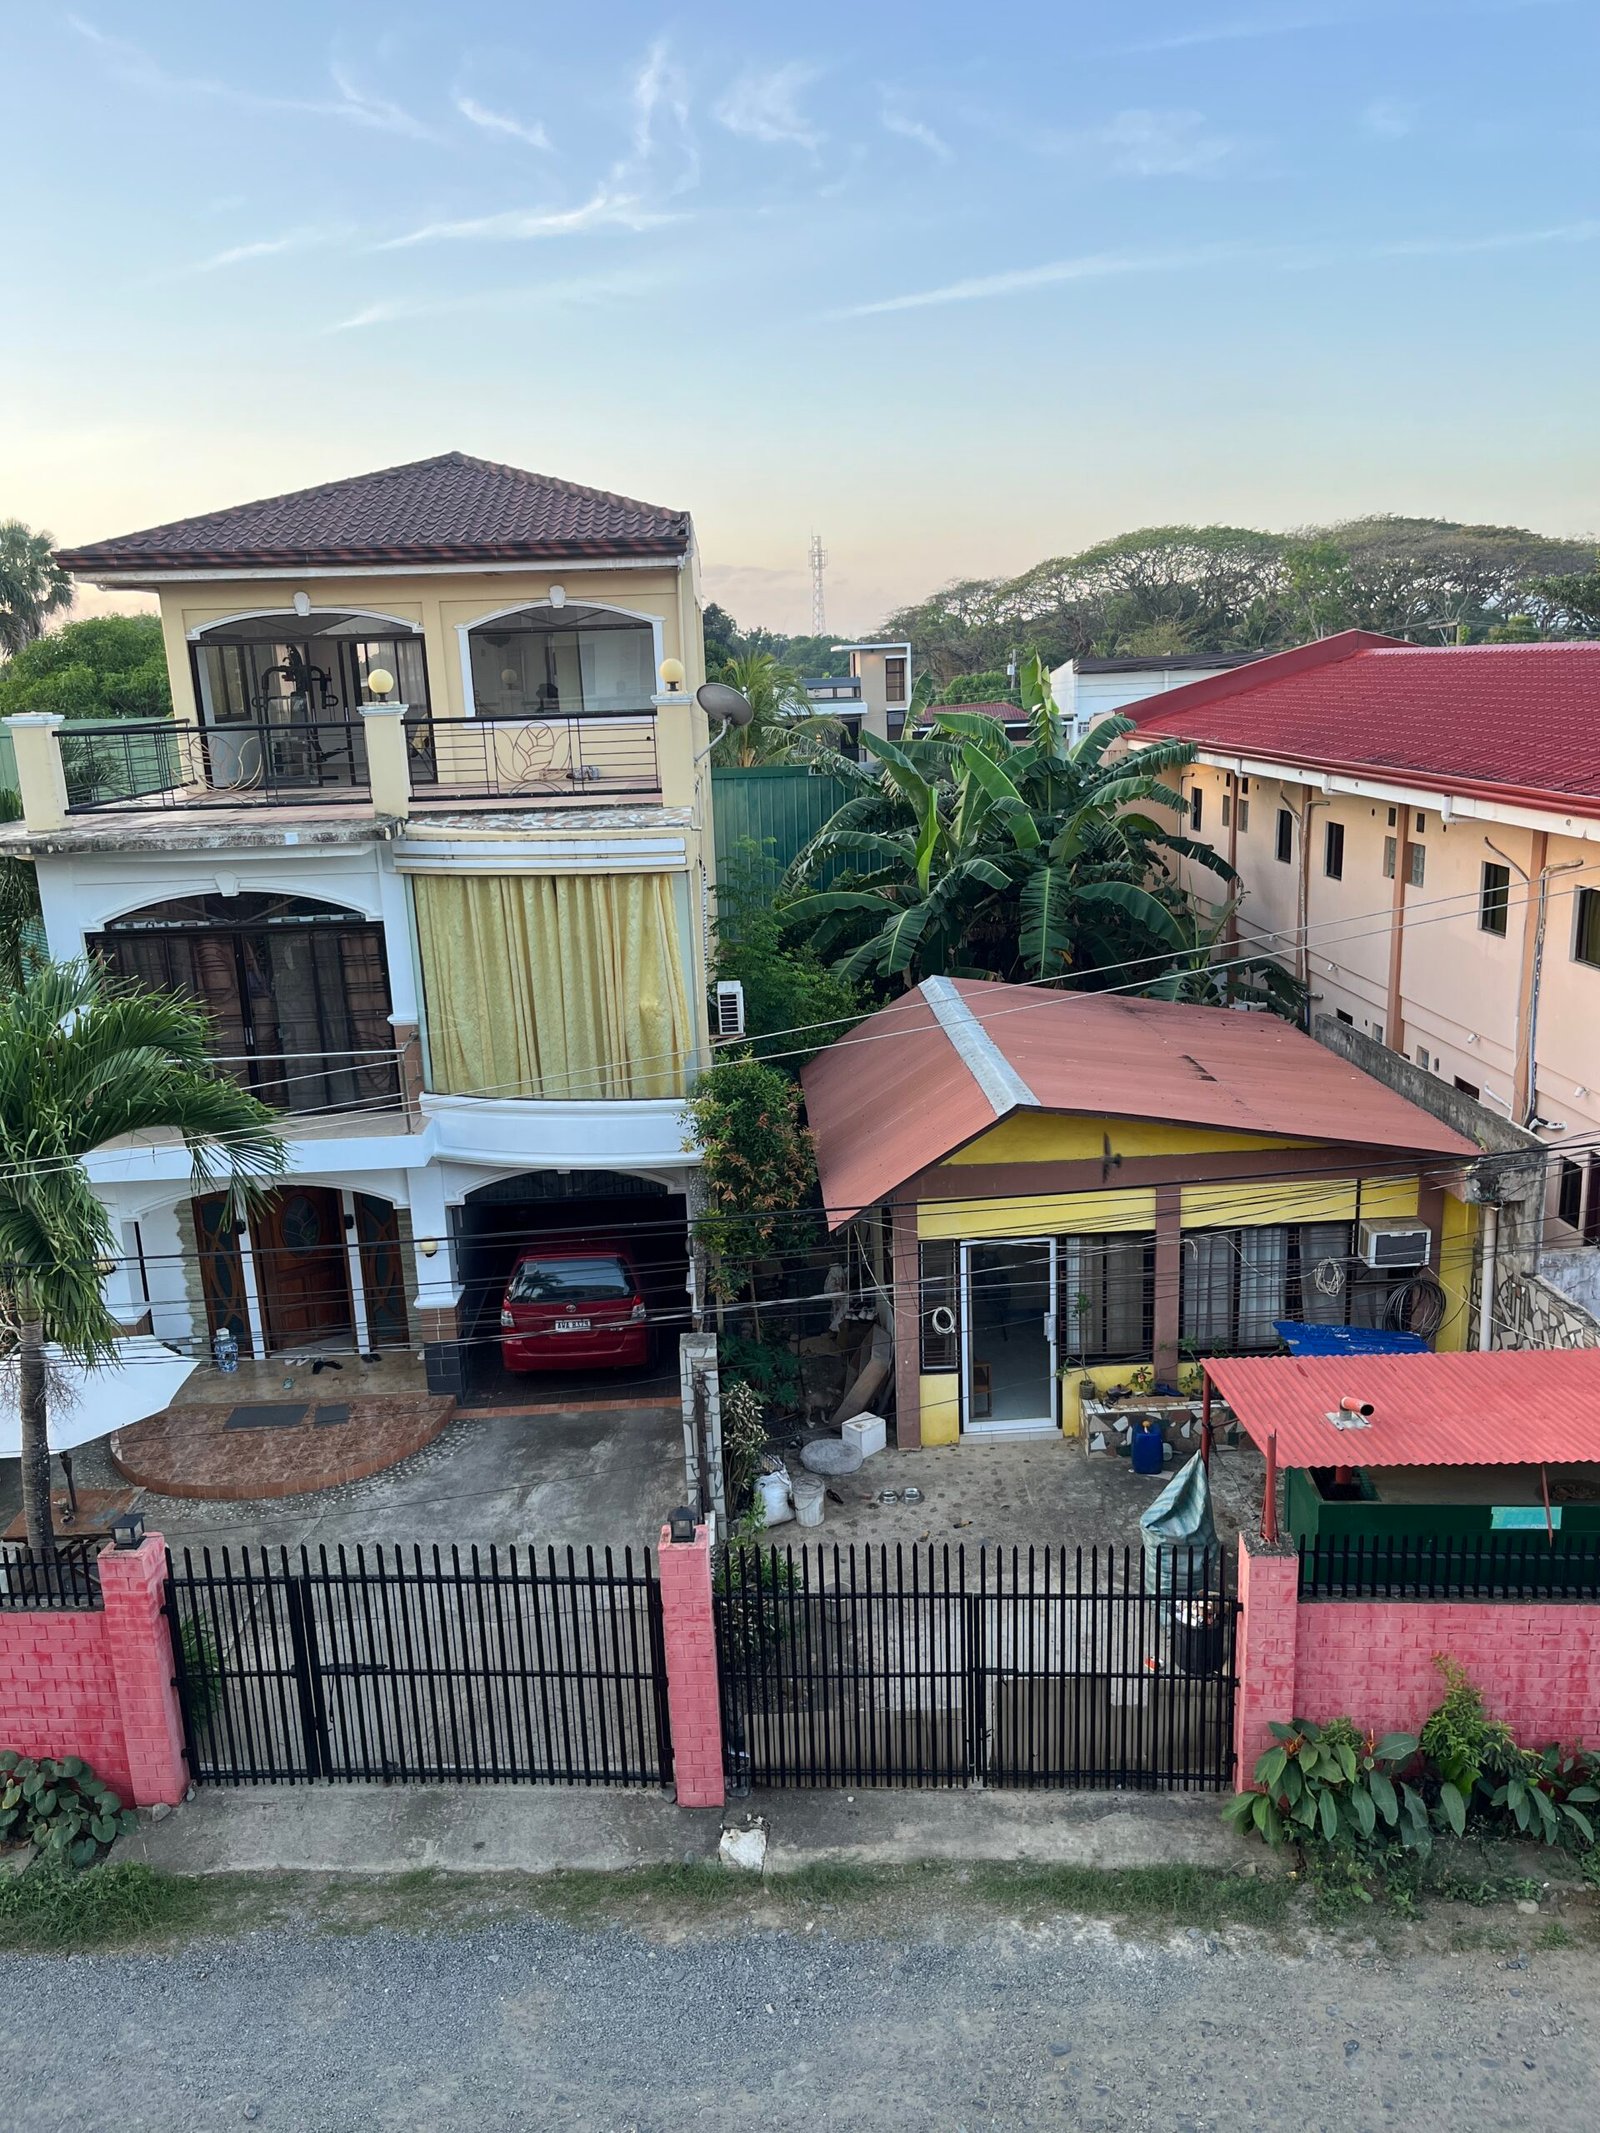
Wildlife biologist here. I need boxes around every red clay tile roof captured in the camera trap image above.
[55,451,691,573]
[915,700,1025,727]
[1206,1349,1600,1468]
[802,976,1476,1225]
[1127,629,1600,816]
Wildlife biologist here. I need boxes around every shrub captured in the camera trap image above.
[1223,1717,1427,1853]
[0,1751,138,1867]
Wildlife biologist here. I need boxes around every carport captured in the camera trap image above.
[453,1169,689,1407]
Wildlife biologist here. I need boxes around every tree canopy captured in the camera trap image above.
[0,522,71,658]
[0,613,171,722]
[875,517,1596,685]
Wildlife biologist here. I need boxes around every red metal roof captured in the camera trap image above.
[55,451,691,574]
[1127,629,1600,817]
[802,976,1476,1225]
[1206,1350,1600,1468]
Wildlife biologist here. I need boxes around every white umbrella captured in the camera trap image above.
[0,1336,198,1462]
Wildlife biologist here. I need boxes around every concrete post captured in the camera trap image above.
[1233,1531,1301,1786]
[656,1521,725,1808]
[360,701,413,819]
[98,1533,188,1808]
[4,713,70,832]
[677,1331,726,1532]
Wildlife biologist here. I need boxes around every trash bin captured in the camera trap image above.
[792,1473,826,1528]
[1172,1597,1226,1675]
[1129,1415,1165,1475]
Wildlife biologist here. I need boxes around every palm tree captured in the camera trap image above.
[0,962,287,1557]
[783,654,1238,991]
[0,521,72,658]
[715,651,845,767]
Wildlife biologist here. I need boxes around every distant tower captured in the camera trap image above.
[808,532,828,635]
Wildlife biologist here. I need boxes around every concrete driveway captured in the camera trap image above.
[64,1403,685,1564]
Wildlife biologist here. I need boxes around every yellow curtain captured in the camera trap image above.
[412,872,691,1100]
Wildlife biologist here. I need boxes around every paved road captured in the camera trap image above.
[4,1910,1598,2131]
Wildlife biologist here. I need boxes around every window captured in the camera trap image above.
[1408,843,1426,888]
[919,1241,959,1372]
[1324,821,1345,880]
[1480,861,1511,936]
[1335,1009,1354,1026]
[1559,1159,1585,1231]
[1415,812,1426,833]
[1275,808,1293,863]
[1575,888,1600,969]
[1386,807,1397,828]
[1221,793,1231,829]
[466,605,655,714]
[883,655,908,705]
[1415,1046,1433,1072]
[1181,1223,1353,1353]
[1238,797,1250,833]
[1059,1235,1155,1362]
[1189,787,1203,832]
[1382,836,1397,880]
[1454,1076,1481,1099]
[1372,1021,1385,1045]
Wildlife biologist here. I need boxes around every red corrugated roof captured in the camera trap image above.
[1206,1350,1600,1468]
[802,977,1476,1225]
[55,451,691,573]
[1128,630,1600,815]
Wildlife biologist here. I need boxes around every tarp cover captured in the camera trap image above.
[1139,1452,1217,1594]
[0,1337,197,1460]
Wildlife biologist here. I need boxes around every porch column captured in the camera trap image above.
[360,701,413,819]
[5,713,69,832]
[408,1168,463,1398]
[890,1201,922,1447]
[1152,1183,1183,1386]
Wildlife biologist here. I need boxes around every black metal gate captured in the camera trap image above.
[714,1543,1236,1791]
[165,1544,672,1786]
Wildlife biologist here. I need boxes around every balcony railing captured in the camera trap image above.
[62,718,371,813]
[406,709,660,804]
[211,1046,405,1118]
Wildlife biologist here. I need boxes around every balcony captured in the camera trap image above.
[51,709,661,818]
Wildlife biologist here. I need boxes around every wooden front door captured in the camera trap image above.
[253,1187,353,1350]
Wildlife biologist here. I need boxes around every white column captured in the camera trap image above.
[342,1190,372,1353]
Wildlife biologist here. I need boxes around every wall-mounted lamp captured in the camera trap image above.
[658,657,686,693]
[366,667,395,699]
[418,1237,440,1258]
[293,591,312,618]
[1465,1032,1480,1046]
[548,584,567,609]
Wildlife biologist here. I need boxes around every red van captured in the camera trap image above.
[498,1244,652,1373]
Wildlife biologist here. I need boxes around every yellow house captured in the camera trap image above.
[802,978,1481,1446]
[0,453,717,1402]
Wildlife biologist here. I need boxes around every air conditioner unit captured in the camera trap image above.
[1358,1220,1433,1272]
[713,979,747,1042]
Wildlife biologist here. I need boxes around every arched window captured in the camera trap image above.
[466,605,655,716]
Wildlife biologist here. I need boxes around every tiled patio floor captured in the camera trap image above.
[109,1393,455,1500]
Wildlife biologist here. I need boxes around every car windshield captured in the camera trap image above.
[507,1256,633,1304]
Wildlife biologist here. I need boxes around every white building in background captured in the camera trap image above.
[1050,653,1268,740]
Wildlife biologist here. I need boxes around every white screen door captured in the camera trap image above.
[960,1238,1058,1436]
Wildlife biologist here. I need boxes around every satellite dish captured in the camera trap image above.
[696,682,755,729]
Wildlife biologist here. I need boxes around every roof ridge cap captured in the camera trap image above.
[921,976,1039,1117]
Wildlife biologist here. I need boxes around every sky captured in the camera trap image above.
[2,0,1598,634]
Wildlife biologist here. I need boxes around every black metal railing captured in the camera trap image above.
[406,709,660,803]
[1299,1532,1600,1601]
[715,1543,1237,1793]
[62,718,371,813]
[164,1543,672,1787]
[0,1535,105,1611]
[211,1046,405,1118]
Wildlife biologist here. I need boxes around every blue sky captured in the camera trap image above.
[4,0,1597,631]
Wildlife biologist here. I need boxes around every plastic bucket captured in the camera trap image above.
[792,1473,826,1528]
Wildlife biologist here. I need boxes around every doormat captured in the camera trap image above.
[223,1403,308,1431]
[313,1404,350,1428]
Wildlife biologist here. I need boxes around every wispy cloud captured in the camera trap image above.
[68,15,437,140]
[1091,109,1236,175]
[184,226,350,274]
[840,218,1600,317]
[881,98,952,162]
[379,190,677,248]
[455,93,553,153]
[715,62,824,151]
[323,268,667,335]
[1120,8,1349,52]
[1363,97,1418,137]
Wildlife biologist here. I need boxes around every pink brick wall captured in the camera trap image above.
[0,1534,187,1808]
[1235,1532,1600,1779]
[657,1523,725,1809]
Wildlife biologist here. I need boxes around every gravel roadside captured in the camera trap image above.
[4,1902,1598,2132]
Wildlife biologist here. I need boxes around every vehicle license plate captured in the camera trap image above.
[554,1318,591,1333]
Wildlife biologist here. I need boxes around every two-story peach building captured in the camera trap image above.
[7,453,715,1399]
[1125,632,1600,1263]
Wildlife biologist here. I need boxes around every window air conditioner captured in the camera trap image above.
[1357,1220,1433,1272]
[713,980,747,1041]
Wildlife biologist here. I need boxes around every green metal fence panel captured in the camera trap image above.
[0,725,16,796]
[710,765,856,881]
